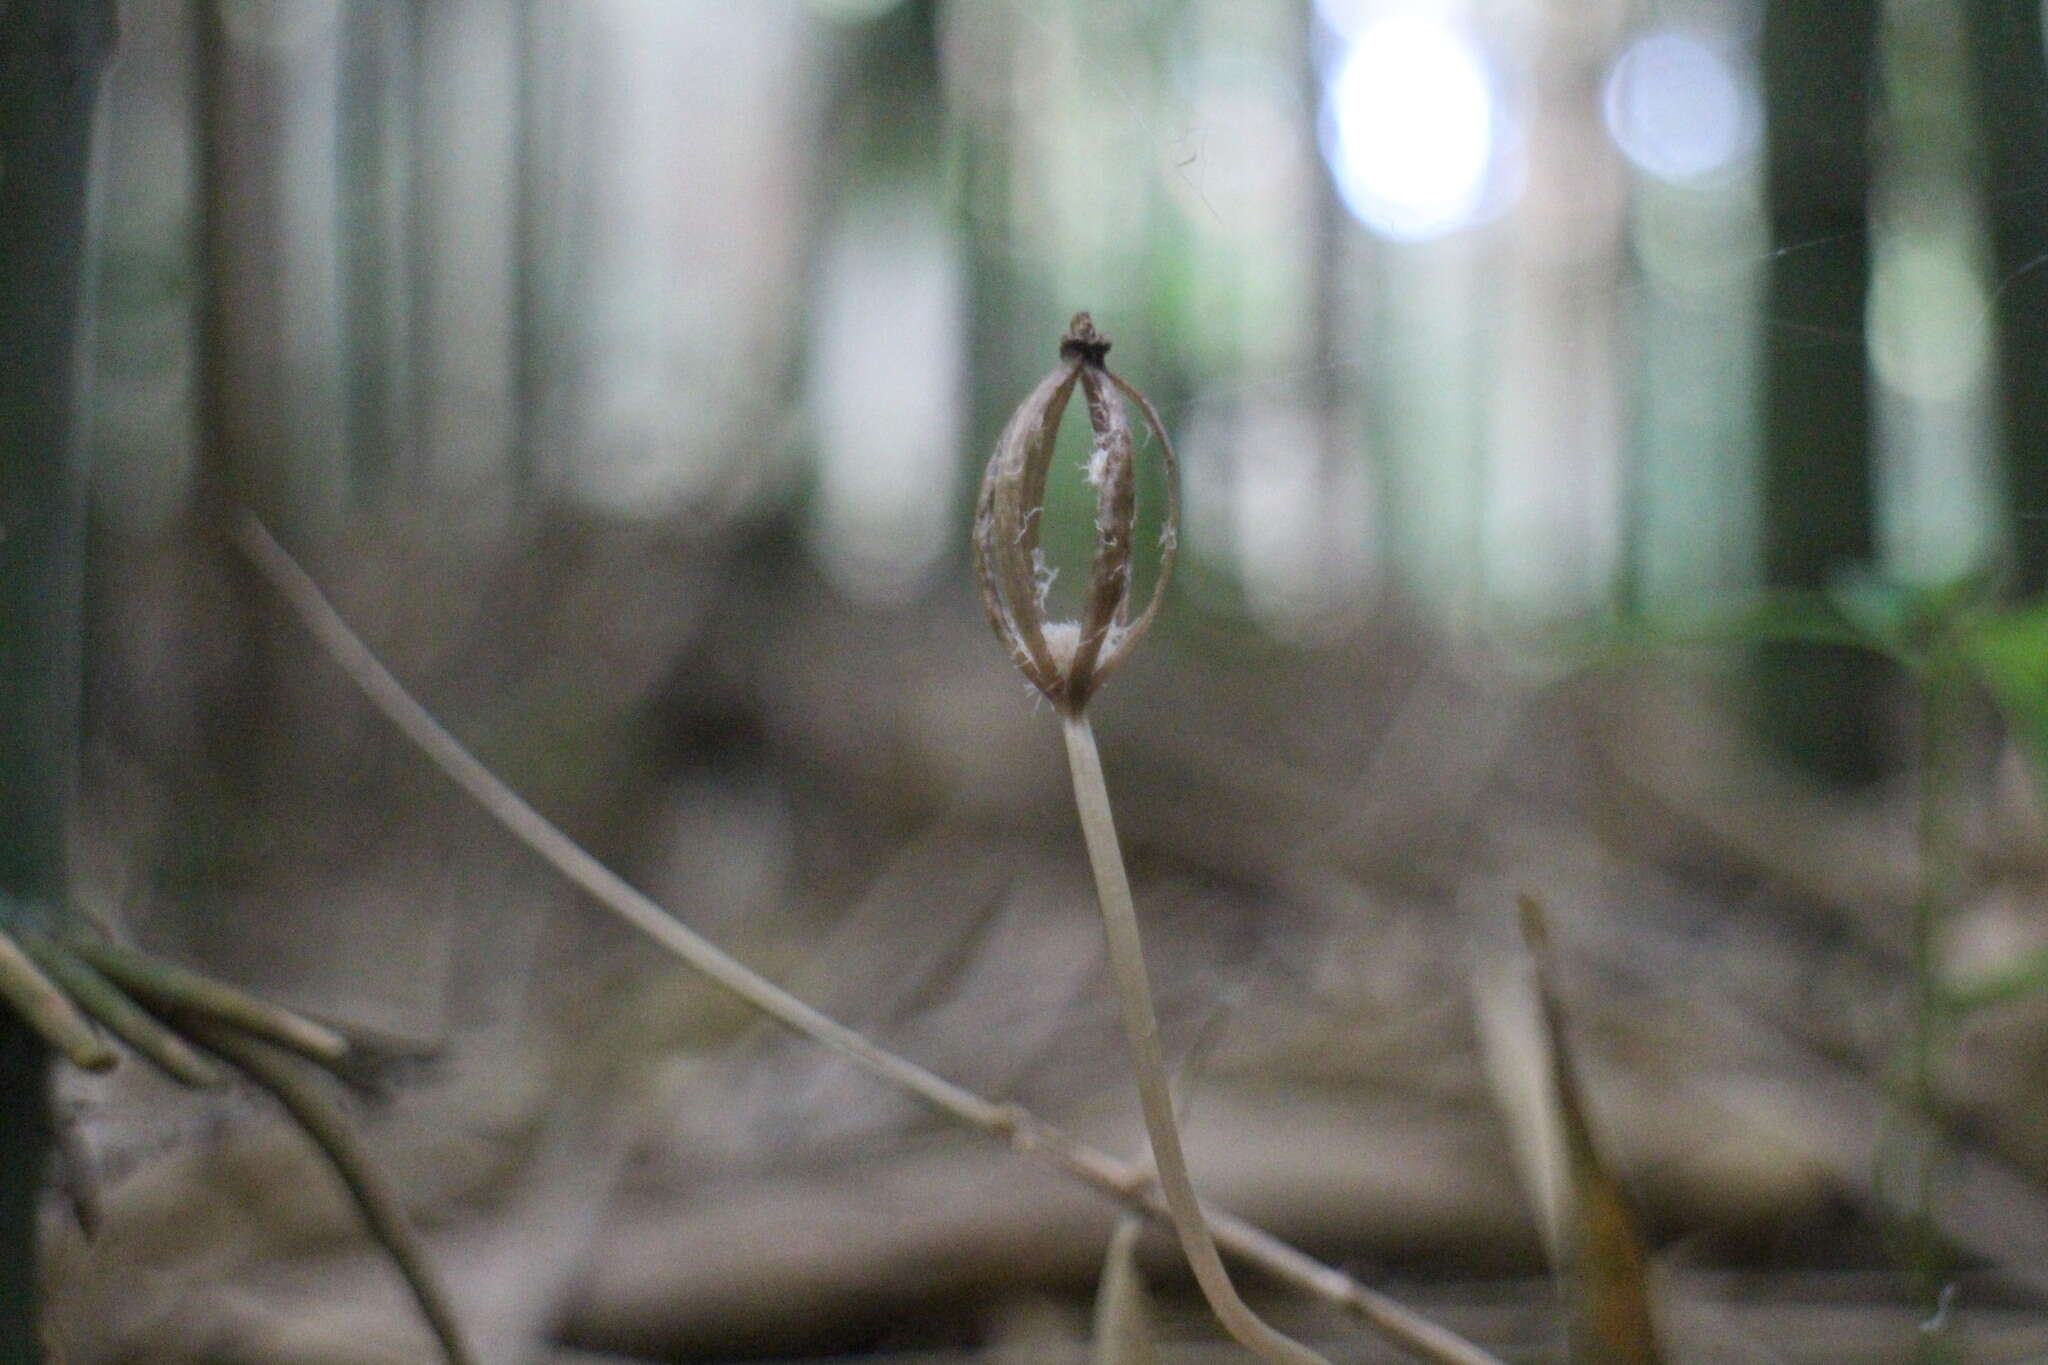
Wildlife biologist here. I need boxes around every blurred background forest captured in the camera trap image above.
[36,0,2048,1360]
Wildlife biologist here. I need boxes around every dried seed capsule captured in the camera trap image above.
[973,313,1180,714]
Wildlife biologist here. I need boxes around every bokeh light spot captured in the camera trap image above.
[1603,30,1755,185]
[1322,16,1501,241]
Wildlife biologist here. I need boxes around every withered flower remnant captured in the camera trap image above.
[973,318,1339,1365]
[973,313,1181,714]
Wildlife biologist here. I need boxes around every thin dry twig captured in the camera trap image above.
[232,511,1509,1365]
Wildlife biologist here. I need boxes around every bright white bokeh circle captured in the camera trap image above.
[1322,16,1503,241]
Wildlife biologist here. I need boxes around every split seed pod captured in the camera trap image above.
[974,313,1181,715]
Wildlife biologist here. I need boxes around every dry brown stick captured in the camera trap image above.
[232,511,1508,1365]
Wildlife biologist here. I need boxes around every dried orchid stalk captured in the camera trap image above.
[976,315,1332,1365]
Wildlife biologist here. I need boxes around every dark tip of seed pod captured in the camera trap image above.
[1060,312,1111,366]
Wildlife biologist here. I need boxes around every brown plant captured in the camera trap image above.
[973,312,1180,716]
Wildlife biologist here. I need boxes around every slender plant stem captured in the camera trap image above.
[1063,713,1334,1365]
[68,937,348,1066]
[1901,656,1963,1358]
[233,512,1506,1365]
[16,935,226,1088]
[177,1015,478,1365]
[1091,1213,1155,1365]
[0,927,114,1073]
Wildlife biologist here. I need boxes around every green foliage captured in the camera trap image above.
[1598,575,2048,786]
[1733,572,2048,842]
[1954,599,2048,794]
[1588,567,2048,1355]
[1599,572,2048,994]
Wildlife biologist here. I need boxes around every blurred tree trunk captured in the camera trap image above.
[1758,0,1886,784]
[189,0,294,865]
[0,1,117,1358]
[339,0,420,495]
[194,0,349,521]
[1485,0,1628,621]
[1870,0,2002,585]
[412,0,521,504]
[1968,0,2048,596]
